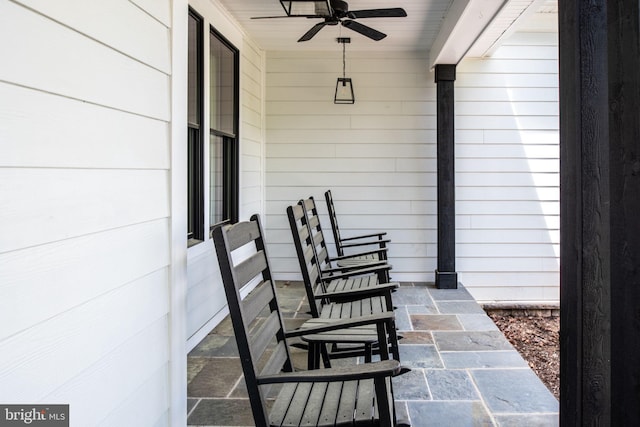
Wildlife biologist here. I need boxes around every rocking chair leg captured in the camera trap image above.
[321,344,331,368]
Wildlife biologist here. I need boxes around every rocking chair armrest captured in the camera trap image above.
[257,360,406,384]
[339,239,391,249]
[284,312,395,338]
[332,248,388,261]
[314,282,399,301]
[340,232,387,242]
[321,263,392,280]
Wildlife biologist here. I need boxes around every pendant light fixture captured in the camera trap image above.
[334,37,355,104]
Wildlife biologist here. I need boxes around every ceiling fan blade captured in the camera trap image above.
[341,20,386,41]
[347,8,407,19]
[298,21,328,42]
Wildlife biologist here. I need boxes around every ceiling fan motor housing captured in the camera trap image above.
[331,0,349,17]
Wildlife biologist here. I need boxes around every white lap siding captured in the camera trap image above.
[0,0,178,425]
[265,30,559,304]
[456,31,559,303]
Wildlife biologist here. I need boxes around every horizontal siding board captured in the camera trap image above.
[456,200,559,215]
[489,45,559,60]
[266,186,437,201]
[502,32,558,46]
[455,101,559,116]
[267,172,436,187]
[457,243,559,258]
[456,73,558,88]
[456,143,559,159]
[456,172,558,187]
[46,320,170,426]
[0,168,169,253]
[456,115,558,130]
[15,0,171,72]
[0,220,170,339]
[96,364,170,427]
[0,1,170,120]
[457,186,559,201]
[129,0,171,26]
[267,158,398,173]
[456,158,559,173]
[0,268,169,402]
[457,229,559,244]
[0,83,169,169]
[456,59,558,74]
[267,129,437,144]
[456,87,558,102]
[467,215,560,230]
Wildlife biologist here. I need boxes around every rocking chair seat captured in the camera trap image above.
[265,360,405,427]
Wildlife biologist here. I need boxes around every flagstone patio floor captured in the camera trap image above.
[187,281,559,426]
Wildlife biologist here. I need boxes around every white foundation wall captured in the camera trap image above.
[265,30,559,303]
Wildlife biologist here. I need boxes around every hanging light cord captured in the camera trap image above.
[342,41,346,79]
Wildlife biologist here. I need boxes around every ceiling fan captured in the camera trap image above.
[252,0,407,42]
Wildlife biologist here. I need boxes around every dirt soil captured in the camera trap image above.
[489,313,560,399]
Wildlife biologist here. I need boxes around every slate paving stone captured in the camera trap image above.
[205,336,240,357]
[398,344,443,369]
[407,401,493,426]
[210,316,235,336]
[433,331,513,351]
[187,398,199,415]
[394,307,412,331]
[392,368,431,400]
[397,331,433,344]
[391,287,433,306]
[188,399,255,426]
[494,413,559,427]
[411,314,463,331]
[436,300,487,314]
[231,375,283,399]
[429,286,475,301]
[187,358,208,384]
[441,350,528,369]
[425,369,479,400]
[188,358,242,398]
[457,314,500,331]
[188,334,231,358]
[472,369,559,414]
[406,303,439,314]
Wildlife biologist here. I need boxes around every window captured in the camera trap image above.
[187,11,239,246]
[187,10,204,244]
[209,28,239,228]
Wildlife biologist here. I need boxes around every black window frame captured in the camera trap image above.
[209,26,239,231]
[187,9,204,245]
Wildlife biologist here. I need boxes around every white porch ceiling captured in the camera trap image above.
[215,0,556,56]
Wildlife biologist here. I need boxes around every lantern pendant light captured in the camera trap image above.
[334,37,355,104]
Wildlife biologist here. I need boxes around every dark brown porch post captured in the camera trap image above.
[560,0,640,424]
[434,64,458,289]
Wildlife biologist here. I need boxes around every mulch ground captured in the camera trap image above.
[488,313,560,399]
